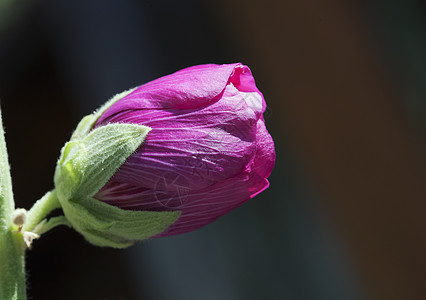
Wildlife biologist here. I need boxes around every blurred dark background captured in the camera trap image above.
[1,0,425,299]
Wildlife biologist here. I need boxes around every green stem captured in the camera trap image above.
[22,189,70,238]
[0,107,27,300]
[23,190,62,232]
[32,215,70,236]
[0,107,14,232]
[0,231,26,300]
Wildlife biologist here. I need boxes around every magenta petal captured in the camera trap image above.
[253,120,275,178]
[156,175,269,237]
[98,83,258,190]
[97,63,241,124]
[229,64,267,118]
[93,63,276,237]
[95,165,269,237]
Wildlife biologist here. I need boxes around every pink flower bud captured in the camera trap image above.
[94,63,275,237]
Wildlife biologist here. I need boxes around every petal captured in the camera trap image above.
[93,62,275,237]
[96,63,241,124]
[156,184,267,237]
[253,120,275,178]
[156,168,270,237]
[229,64,267,118]
[95,163,270,237]
[98,83,258,190]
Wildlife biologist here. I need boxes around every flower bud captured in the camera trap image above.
[55,63,275,247]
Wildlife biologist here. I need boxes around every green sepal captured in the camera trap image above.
[60,196,180,248]
[55,123,151,201]
[54,105,181,247]
[70,115,96,141]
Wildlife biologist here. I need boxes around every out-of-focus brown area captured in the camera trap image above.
[214,1,426,299]
[1,0,425,299]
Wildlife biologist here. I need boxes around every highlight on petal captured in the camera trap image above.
[229,64,267,117]
[252,120,275,179]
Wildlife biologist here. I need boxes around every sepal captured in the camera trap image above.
[54,121,181,247]
[60,196,180,248]
[55,123,151,201]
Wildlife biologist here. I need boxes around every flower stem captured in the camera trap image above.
[0,231,26,300]
[32,215,70,236]
[0,107,27,300]
[0,107,14,234]
[23,190,62,232]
